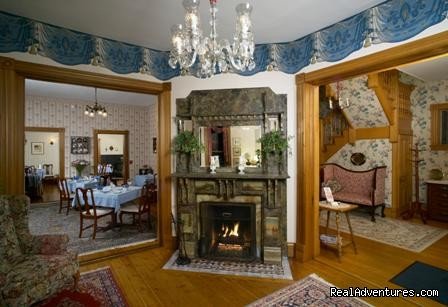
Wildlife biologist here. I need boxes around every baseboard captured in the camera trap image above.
[287,242,295,258]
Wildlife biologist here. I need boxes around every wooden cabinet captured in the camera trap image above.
[426,181,448,222]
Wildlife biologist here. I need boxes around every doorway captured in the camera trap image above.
[94,130,129,184]
[24,127,65,203]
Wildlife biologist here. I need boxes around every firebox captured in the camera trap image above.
[200,202,256,261]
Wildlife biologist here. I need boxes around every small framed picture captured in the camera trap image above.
[233,137,241,146]
[233,146,241,155]
[31,142,44,155]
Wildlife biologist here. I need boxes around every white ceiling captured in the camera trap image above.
[398,56,448,81]
[0,0,384,51]
[25,79,158,106]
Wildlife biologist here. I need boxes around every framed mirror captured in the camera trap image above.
[93,129,129,182]
[430,103,448,150]
[199,125,262,168]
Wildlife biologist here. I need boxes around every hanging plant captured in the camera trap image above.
[257,131,290,156]
[172,131,204,154]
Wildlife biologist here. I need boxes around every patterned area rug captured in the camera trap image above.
[36,267,127,307]
[163,251,293,280]
[29,202,157,254]
[320,210,448,252]
[248,274,371,306]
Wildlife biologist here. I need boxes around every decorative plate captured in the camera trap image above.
[350,152,366,166]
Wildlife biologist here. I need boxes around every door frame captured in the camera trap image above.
[295,31,448,261]
[93,129,129,181]
[25,127,65,178]
[0,57,173,261]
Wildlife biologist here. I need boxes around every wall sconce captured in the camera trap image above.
[153,137,157,154]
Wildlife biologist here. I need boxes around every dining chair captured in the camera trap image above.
[57,178,74,215]
[75,188,115,239]
[119,184,156,232]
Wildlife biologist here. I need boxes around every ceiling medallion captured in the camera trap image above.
[169,0,255,78]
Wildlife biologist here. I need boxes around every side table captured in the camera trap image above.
[319,201,358,261]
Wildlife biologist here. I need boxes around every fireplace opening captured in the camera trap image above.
[200,202,256,261]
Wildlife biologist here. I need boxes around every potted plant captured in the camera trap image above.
[257,131,290,174]
[173,131,203,172]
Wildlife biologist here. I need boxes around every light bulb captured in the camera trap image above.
[84,109,89,115]
[102,112,107,117]
[89,112,94,117]
[98,110,103,115]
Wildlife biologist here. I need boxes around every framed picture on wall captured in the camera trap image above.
[31,142,44,155]
[71,136,90,154]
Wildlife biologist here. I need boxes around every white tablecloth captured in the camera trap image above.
[68,179,98,193]
[73,186,142,213]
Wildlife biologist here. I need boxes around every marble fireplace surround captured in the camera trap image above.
[174,88,288,264]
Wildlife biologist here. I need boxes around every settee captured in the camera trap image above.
[0,195,79,306]
[320,163,386,221]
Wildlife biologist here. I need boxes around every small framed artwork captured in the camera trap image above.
[71,136,90,154]
[233,137,241,146]
[31,142,44,155]
[233,146,241,155]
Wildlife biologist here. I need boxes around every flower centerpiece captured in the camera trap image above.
[71,159,89,177]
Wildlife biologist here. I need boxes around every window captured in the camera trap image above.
[430,103,448,150]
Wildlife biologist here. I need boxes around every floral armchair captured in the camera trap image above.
[0,195,79,306]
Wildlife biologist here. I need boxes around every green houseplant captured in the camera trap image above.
[257,131,290,174]
[173,131,203,172]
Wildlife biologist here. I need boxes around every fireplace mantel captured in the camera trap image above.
[174,87,288,264]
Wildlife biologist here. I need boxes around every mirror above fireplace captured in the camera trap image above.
[199,125,262,168]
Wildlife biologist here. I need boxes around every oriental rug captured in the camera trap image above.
[163,251,293,280]
[29,202,157,254]
[36,267,127,307]
[320,211,448,252]
[247,273,371,307]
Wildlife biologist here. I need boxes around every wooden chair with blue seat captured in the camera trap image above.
[75,187,115,239]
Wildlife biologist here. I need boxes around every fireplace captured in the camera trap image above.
[200,202,256,261]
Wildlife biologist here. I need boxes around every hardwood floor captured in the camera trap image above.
[81,218,448,307]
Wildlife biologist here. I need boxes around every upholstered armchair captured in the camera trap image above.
[0,195,79,306]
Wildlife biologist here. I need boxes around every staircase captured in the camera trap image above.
[319,85,351,164]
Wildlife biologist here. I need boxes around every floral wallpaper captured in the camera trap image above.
[400,73,448,203]
[25,95,158,178]
[327,139,392,206]
[329,75,389,128]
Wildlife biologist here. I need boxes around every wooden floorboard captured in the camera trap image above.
[81,217,448,307]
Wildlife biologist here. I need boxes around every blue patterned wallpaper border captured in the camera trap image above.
[0,0,446,80]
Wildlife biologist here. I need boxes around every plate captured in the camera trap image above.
[350,152,366,166]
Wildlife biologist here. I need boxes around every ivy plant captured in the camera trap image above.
[173,131,204,154]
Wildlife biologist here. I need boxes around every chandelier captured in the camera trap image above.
[329,81,350,110]
[168,0,255,78]
[84,88,107,117]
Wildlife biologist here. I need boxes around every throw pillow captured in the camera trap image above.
[323,179,342,193]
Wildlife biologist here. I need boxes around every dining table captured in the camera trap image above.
[68,178,98,193]
[72,185,142,213]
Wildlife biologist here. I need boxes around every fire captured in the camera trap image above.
[221,222,240,238]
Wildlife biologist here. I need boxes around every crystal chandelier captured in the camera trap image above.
[84,88,107,117]
[329,81,350,110]
[169,0,255,78]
